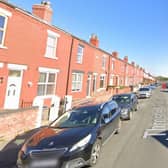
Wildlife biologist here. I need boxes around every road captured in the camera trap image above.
[95,87,168,168]
[1,87,168,168]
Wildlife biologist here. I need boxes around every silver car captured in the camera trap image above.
[138,87,152,98]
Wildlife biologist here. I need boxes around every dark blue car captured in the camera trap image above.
[111,93,138,120]
[17,100,121,168]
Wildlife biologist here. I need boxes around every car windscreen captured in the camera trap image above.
[50,108,99,128]
[139,88,150,91]
[113,95,131,104]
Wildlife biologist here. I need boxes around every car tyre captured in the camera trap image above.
[89,139,102,167]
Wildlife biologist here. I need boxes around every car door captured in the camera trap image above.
[109,102,120,131]
[100,105,112,142]
[132,94,138,110]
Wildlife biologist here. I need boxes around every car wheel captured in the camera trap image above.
[89,140,102,166]
[115,119,121,134]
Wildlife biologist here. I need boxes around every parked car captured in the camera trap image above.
[147,84,156,90]
[17,101,121,168]
[161,82,168,92]
[110,93,138,120]
[137,87,152,98]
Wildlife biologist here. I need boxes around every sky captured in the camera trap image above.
[9,0,168,77]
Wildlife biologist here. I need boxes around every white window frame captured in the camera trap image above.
[77,45,84,64]
[45,30,60,59]
[102,55,106,69]
[0,8,12,49]
[109,74,114,86]
[0,62,4,68]
[37,67,59,96]
[99,74,106,89]
[71,72,83,92]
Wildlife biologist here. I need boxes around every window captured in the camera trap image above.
[102,56,106,69]
[0,15,7,46]
[45,30,60,59]
[72,73,83,92]
[100,75,106,88]
[92,75,97,92]
[77,45,84,63]
[109,75,113,86]
[37,67,59,96]
[112,60,115,70]
[0,8,12,48]
[38,72,56,96]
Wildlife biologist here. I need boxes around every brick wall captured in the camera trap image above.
[0,108,38,141]
[117,87,131,94]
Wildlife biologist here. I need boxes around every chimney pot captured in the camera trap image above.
[89,34,99,48]
[124,56,128,62]
[131,61,135,66]
[112,51,119,58]
[32,1,52,24]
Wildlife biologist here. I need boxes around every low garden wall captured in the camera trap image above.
[0,107,38,141]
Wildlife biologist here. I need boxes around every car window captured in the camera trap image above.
[51,108,99,128]
[139,88,150,91]
[113,95,131,104]
[101,106,111,124]
[111,108,116,116]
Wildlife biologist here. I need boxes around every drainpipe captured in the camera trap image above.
[63,37,74,113]
[107,55,111,91]
[65,37,74,95]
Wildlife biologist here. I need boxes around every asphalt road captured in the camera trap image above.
[1,87,168,168]
[95,87,168,168]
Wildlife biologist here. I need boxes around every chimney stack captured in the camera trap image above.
[112,51,119,58]
[131,61,135,66]
[32,1,53,24]
[89,34,99,48]
[124,56,128,62]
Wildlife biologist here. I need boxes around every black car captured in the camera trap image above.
[17,101,121,168]
[111,93,138,120]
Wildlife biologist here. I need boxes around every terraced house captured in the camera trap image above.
[0,0,154,111]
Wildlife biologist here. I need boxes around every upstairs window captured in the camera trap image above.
[0,15,7,46]
[112,60,115,71]
[0,8,12,48]
[77,45,84,63]
[102,56,106,69]
[45,30,60,59]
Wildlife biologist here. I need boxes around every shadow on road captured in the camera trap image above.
[0,128,41,168]
[152,130,168,148]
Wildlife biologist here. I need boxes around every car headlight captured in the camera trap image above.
[70,134,91,152]
[121,108,129,114]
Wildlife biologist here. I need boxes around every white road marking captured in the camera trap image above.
[143,104,168,139]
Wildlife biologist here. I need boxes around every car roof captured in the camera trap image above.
[113,93,134,97]
[73,100,117,111]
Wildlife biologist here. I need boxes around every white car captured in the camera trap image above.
[138,87,152,98]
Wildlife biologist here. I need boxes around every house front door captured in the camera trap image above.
[4,70,23,109]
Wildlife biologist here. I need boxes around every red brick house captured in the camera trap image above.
[0,1,152,110]
[0,1,72,109]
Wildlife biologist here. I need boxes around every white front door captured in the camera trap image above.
[4,70,23,109]
[86,74,92,97]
